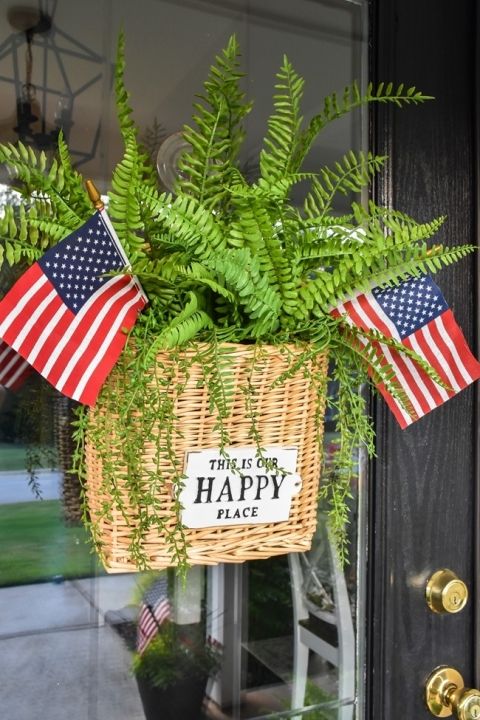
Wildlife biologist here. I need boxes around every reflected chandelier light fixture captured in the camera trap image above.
[10,7,60,150]
[1,1,106,165]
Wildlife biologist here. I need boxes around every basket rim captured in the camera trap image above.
[131,339,327,352]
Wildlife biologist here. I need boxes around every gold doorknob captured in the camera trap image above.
[426,666,480,719]
[426,570,469,614]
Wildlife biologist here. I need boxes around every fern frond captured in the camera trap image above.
[260,55,304,182]
[335,328,415,415]
[145,296,214,354]
[142,188,226,259]
[108,133,149,260]
[195,334,237,424]
[301,244,475,317]
[322,349,374,560]
[344,324,449,389]
[204,247,281,335]
[227,191,298,317]
[291,226,357,273]
[0,198,80,266]
[333,243,473,303]
[0,142,82,227]
[293,81,433,172]
[56,131,91,216]
[134,258,236,304]
[113,31,157,197]
[0,203,43,266]
[115,31,137,140]
[353,201,446,244]
[304,152,387,220]
[178,35,252,207]
[179,262,235,302]
[226,174,313,215]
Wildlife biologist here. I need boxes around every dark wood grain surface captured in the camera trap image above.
[367,1,477,718]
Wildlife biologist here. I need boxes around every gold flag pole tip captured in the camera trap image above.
[86,180,105,211]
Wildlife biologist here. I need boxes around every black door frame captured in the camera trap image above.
[367,1,478,717]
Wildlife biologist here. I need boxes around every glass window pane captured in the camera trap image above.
[0,1,368,718]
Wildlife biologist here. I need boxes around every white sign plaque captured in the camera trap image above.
[179,445,301,528]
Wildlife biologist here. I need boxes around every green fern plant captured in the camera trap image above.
[0,33,472,571]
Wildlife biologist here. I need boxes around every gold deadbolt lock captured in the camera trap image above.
[426,666,480,719]
[426,570,469,614]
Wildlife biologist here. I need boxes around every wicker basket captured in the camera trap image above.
[85,343,328,572]
[53,395,83,525]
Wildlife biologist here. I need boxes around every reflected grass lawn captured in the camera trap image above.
[0,443,31,471]
[0,442,56,471]
[0,499,101,586]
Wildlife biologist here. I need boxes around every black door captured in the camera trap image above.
[368,1,479,717]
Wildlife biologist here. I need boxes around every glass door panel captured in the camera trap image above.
[0,1,368,718]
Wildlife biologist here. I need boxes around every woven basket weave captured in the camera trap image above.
[53,395,83,525]
[85,343,328,572]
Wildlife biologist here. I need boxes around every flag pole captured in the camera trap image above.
[147,602,164,633]
[84,180,148,303]
[85,180,104,211]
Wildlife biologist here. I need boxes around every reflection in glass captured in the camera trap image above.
[0,0,367,718]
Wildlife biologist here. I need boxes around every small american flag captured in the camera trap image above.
[137,576,171,654]
[333,274,480,428]
[0,210,146,406]
[0,340,32,390]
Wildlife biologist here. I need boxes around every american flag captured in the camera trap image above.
[0,210,146,406]
[137,576,171,654]
[0,340,32,390]
[332,274,480,428]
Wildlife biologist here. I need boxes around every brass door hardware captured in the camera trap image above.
[426,666,480,719]
[426,570,469,614]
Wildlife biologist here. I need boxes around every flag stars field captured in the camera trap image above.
[0,211,147,405]
[332,273,480,428]
[36,218,126,312]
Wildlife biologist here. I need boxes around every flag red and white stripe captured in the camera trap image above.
[0,210,147,406]
[0,339,32,390]
[137,578,171,654]
[332,275,480,428]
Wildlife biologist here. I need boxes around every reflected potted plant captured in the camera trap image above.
[133,620,220,720]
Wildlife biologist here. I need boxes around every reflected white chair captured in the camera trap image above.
[289,527,355,719]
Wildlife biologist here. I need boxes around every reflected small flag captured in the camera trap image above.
[0,210,147,406]
[332,274,480,428]
[0,339,32,390]
[137,577,171,654]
